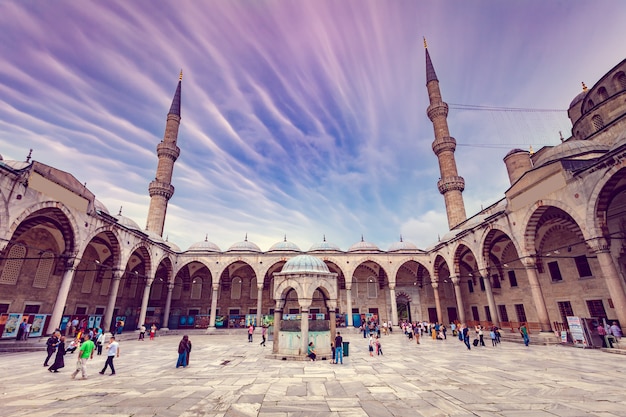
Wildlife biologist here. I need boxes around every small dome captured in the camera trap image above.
[388,237,418,252]
[533,140,611,168]
[146,230,166,244]
[164,238,181,253]
[308,236,341,252]
[187,236,221,252]
[115,214,141,231]
[269,236,301,252]
[569,90,587,108]
[227,235,261,252]
[282,255,329,274]
[348,236,380,252]
[504,148,528,159]
[94,199,109,214]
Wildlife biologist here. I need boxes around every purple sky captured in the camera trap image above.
[1,1,625,252]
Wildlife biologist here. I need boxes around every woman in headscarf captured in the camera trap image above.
[176,335,191,368]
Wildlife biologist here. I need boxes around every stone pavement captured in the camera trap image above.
[1,330,625,417]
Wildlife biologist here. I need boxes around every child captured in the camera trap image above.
[330,342,335,364]
[376,336,383,355]
[490,330,497,346]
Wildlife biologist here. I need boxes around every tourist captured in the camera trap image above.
[43,331,59,366]
[96,331,105,355]
[334,331,343,364]
[307,342,316,361]
[260,325,267,347]
[150,324,157,340]
[138,324,146,341]
[597,323,608,347]
[462,324,471,350]
[48,336,66,373]
[368,334,375,357]
[176,335,191,368]
[609,321,623,341]
[70,334,95,380]
[519,323,530,346]
[99,336,120,375]
[248,323,254,343]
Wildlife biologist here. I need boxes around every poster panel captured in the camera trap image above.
[567,316,588,348]
[30,315,47,337]
[2,313,22,338]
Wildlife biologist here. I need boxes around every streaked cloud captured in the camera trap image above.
[1,0,624,252]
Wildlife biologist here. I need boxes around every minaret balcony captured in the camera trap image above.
[432,136,457,155]
[437,176,465,194]
[156,142,181,160]
[427,101,448,121]
[149,180,175,199]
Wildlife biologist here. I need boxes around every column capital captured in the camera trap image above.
[299,298,312,310]
[450,276,461,285]
[588,237,610,253]
[431,282,439,290]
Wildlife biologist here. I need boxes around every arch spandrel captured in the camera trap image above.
[587,165,626,238]
[8,202,80,258]
[521,199,589,255]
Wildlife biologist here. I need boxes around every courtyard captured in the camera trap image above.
[0,330,624,417]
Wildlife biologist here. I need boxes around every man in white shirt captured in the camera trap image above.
[99,336,120,376]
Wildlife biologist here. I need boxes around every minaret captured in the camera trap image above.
[146,71,182,236]
[425,39,466,229]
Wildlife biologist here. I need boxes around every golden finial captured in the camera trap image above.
[179,69,183,81]
[529,145,535,155]
[423,37,428,48]
[582,82,587,92]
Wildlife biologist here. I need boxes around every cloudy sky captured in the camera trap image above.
[1,1,625,252]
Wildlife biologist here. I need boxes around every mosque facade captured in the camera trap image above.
[1,49,625,342]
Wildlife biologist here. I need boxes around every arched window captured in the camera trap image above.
[33,251,55,288]
[597,86,608,101]
[592,115,604,131]
[615,71,626,90]
[250,277,258,299]
[191,277,202,299]
[367,276,378,298]
[231,277,242,299]
[586,99,594,110]
[150,279,163,300]
[0,244,26,285]
[172,277,183,300]
[81,270,96,293]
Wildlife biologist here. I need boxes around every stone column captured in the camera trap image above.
[272,300,284,354]
[328,301,337,341]
[137,279,153,330]
[47,257,76,335]
[161,282,174,331]
[209,283,219,328]
[102,272,121,333]
[450,276,465,323]
[522,257,552,332]
[591,238,626,329]
[256,286,263,326]
[432,281,443,324]
[299,299,312,358]
[345,283,353,327]
[482,274,499,327]
[389,285,399,326]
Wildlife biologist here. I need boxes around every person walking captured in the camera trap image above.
[70,334,95,380]
[477,325,485,346]
[334,331,343,364]
[150,324,157,340]
[176,335,191,368]
[368,334,375,357]
[138,324,146,341]
[48,336,66,373]
[462,324,471,350]
[520,323,530,346]
[259,325,267,347]
[99,336,120,375]
[248,324,254,343]
[96,331,105,355]
[43,331,59,366]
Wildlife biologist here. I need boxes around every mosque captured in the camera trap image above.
[1,46,625,348]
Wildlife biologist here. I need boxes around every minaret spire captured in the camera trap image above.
[146,73,183,236]
[425,41,466,229]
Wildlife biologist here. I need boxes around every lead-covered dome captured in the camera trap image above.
[115,208,141,231]
[227,235,261,252]
[308,236,342,252]
[388,237,418,252]
[269,236,301,252]
[187,235,221,252]
[533,140,611,168]
[281,254,329,274]
[348,236,380,252]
